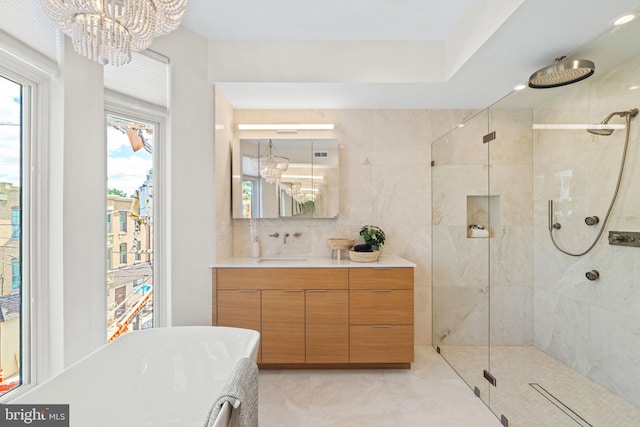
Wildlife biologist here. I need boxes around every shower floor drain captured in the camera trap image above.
[529,383,593,426]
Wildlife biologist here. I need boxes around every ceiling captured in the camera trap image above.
[180,0,640,109]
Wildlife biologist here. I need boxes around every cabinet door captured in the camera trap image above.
[217,290,261,330]
[217,290,262,362]
[262,290,305,363]
[306,290,348,363]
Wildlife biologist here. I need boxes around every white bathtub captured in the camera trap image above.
[11,326,260,427]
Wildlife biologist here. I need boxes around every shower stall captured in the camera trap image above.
[432,15,640,427]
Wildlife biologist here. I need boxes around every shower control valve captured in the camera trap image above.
[584,216,599,226]
[585,270,600,281]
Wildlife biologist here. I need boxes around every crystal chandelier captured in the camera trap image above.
[41,0,188,66]
[251,140,289,184]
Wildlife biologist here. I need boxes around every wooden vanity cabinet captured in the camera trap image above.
[213,265,413,368]
[215,268,349,365]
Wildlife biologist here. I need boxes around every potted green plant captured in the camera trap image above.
[359,225,386,250]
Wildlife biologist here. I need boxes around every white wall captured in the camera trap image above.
[150,27,215,327]
[58,39,107,366]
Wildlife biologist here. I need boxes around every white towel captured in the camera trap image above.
[205,358,259,427]
[468,228,489,238]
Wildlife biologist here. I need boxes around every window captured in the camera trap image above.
[0,72,26,396]
[11,260,20,291]
[11,207,20,239]
[119,211,127,232]
[119,243,127,265]
[135,240,141,262]
[107,212,112,234]
[106,113,155,342]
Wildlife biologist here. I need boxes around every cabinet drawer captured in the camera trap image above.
[349,267,413,290]
[350,325,414,363]
[350,290,413,325]
[217,268,348,290]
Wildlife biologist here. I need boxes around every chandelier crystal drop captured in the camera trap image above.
[41,0,188,66]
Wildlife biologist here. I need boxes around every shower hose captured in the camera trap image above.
[548,112,634,256]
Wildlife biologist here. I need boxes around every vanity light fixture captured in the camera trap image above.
[41,0,188,66]
[238,124,335,131]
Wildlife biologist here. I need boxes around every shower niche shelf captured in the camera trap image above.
[467,195,500,238]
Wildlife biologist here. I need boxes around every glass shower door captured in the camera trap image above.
[432,109,491,406]
[486,105,536,425]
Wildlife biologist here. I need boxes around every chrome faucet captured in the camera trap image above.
[293,232,302,238]
[284,233,290,244]
[269,233,279,238]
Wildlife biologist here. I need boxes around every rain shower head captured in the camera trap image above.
[528,57,595,89]
[586,108,639,136]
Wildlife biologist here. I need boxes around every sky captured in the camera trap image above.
[107,123,153,197]
[0,76,21,186]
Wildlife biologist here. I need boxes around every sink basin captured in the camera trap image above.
[258,257,308,262]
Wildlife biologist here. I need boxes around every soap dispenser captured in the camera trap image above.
[251,236,260,258]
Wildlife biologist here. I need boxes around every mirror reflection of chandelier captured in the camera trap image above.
[282,182,302,196]
[252,140,289,184]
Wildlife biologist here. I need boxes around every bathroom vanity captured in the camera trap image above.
[211,256,415,368]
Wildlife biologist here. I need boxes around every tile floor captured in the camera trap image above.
[440,346,640,427]
[258,346,502,427]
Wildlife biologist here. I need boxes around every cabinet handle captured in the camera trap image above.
[372,325,393,328]
[237,289,258,293]
[282,289,303,292]
[307,289,328,293]
[372,289,392,292]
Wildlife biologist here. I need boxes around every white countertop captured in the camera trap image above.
[211,255,415,268]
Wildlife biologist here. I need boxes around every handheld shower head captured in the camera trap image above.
[587,108,639,135]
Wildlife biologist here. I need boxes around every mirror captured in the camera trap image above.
[232,139,339,219]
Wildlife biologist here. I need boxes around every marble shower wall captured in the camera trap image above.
[533,55,640,407]
[226,108,476,346]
